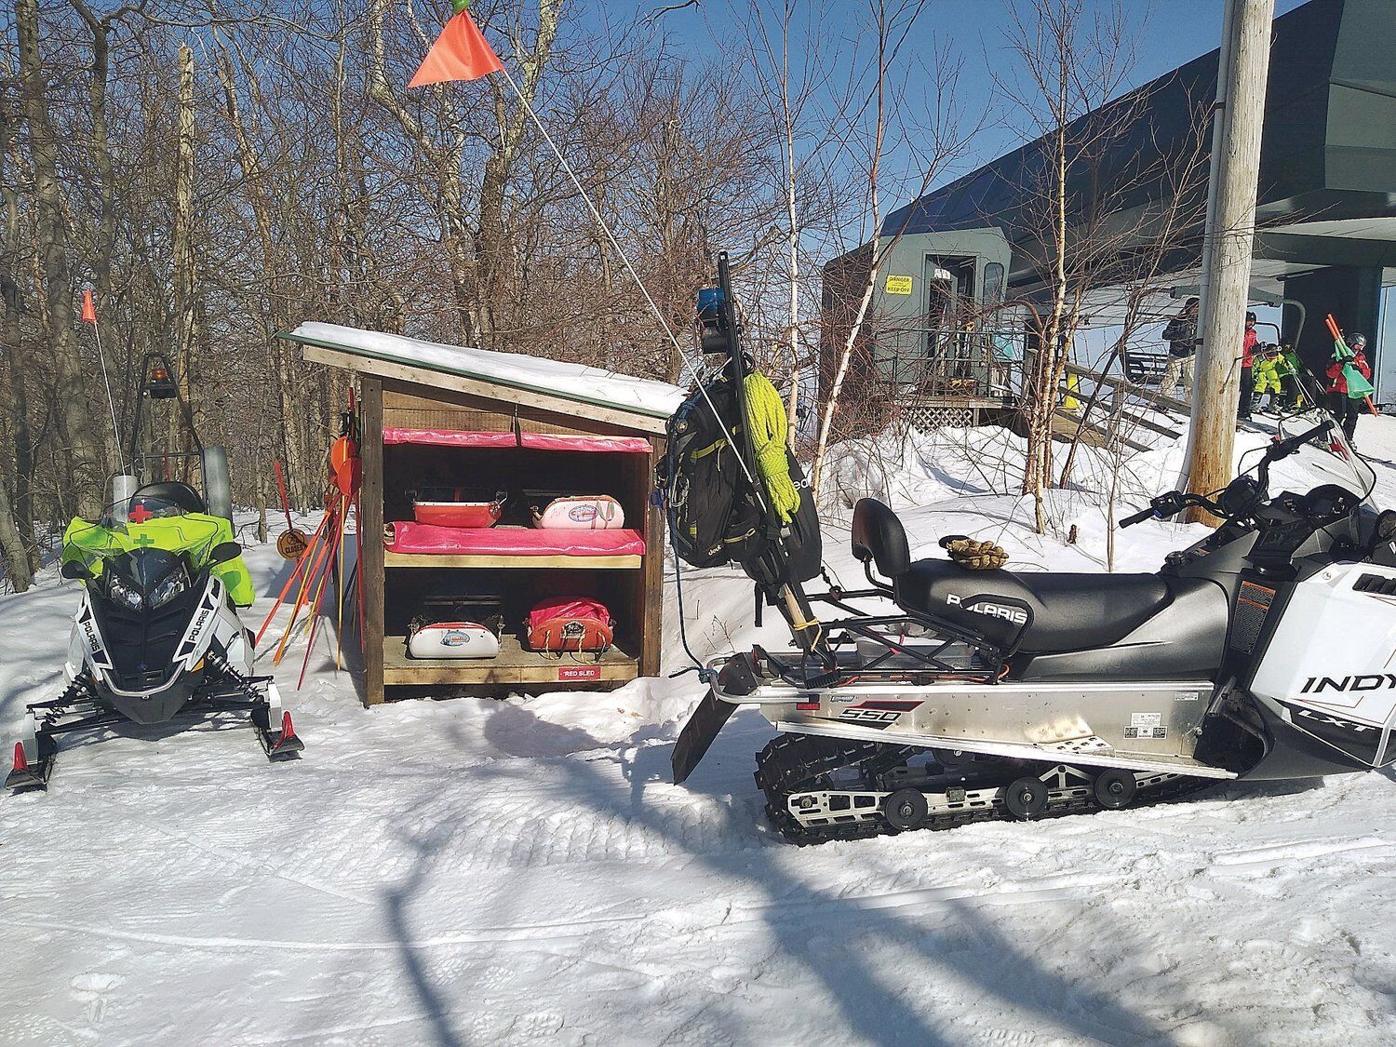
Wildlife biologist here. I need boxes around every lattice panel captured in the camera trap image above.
[901,403,976,430]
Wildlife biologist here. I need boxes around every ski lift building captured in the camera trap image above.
[282,323,677,705]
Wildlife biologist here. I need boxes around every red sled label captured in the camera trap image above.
[558,665,602,682]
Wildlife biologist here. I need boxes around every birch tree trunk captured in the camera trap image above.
[477,0,561,345]
[368,0,480,342]
[215,49,308,503]
[1,80,36,562]
[810,0,889,495]
[0,462,31,592]
[69,0,122,472]
[170,44,198,459]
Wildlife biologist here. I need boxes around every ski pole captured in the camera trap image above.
[335,492,349,670]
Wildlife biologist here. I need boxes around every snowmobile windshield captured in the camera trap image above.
[1254,408,1377,511]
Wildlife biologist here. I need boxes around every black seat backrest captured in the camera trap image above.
[850,498,910,578]
[131,481,206,515]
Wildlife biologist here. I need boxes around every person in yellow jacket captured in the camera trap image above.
[1252,344,1285,414]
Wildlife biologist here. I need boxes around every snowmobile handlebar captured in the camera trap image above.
[1122,418,1336,529]
[1120,491,1224,527]
[1264,419,1333,469]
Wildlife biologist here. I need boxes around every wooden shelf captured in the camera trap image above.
[384,550,641,570]
[383,633,639,686]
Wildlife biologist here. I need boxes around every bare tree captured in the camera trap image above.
[16,0,105,518]
[999,0,1208,533]
[810,0,980,495]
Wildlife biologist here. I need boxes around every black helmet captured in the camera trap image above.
[1350,332,1367,350]
[1245,311,1257,322]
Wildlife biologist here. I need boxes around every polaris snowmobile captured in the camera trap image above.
[5,355,303,793]
[665,257,1396,843]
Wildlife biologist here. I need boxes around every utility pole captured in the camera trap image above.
[1183,0,1274,520]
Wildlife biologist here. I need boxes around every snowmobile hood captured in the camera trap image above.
[61,513,254,607]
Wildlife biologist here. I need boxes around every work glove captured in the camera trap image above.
[940,535,1009,571]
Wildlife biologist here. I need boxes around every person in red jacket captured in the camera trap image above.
[1327,332,1371,446]
[1238,312,1259,420]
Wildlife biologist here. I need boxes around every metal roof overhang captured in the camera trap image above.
[877,0,1396,296]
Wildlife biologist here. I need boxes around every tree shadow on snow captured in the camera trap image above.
[516,707,1218,1044]
[382,826,466,1047]
[565,738,1191,1045]
[373,701,1257,1046]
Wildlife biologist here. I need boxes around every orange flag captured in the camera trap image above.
[81,288,97,324]
[408,5,503,88]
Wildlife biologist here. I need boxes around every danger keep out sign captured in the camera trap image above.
[884,274,913,295]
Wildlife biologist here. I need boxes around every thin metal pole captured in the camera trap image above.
[493,62,765,503]
[89,314,123,473]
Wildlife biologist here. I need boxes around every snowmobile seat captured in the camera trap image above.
[851,498,1172,654]
[130,481,207,517]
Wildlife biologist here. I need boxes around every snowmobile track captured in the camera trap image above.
[755,732,1220,844]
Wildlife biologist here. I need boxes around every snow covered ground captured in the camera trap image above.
[5,413,1396,1046]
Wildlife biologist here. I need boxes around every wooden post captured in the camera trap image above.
[1183,0,1274,517]
[360,377,385,705]
[640,439,666,678]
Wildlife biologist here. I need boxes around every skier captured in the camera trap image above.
[1238,312,1259,420]
[1160,297,1198,398]
[1252,344,1284,413]
[1278,343,1305,410]
[1327,332,1372,446]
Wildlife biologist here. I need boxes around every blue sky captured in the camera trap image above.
[592,0,1311,197]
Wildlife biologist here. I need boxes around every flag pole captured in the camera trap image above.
[492,62,765,500]
[84,290,124,472]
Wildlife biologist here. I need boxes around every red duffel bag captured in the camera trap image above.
[526,596,614,654]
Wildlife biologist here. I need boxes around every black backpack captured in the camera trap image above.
[659,375,822,584]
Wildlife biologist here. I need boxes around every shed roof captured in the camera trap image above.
[282,322,685,433]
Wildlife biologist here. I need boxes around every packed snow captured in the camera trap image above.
[285,322,686,419]
[4,412,1396,1046]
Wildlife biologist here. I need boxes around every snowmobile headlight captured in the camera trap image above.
[107,573,144,611]
[147,570,188,610]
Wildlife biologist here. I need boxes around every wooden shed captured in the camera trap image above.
[281,323,682,706]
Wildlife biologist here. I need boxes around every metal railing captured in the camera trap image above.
[867,326,1023,400]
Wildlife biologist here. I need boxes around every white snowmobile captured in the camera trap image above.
[674,412,1396,841]
[5,355,303,793]
[664,259,1396,843]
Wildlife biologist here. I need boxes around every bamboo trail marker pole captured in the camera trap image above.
[274,507,338,666]
[299,499,344,688]
[254,512,331,647]
[1183,0,1274,521]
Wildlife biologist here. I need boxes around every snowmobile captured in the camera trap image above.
[665,258,1396,843]
[5,355,303,794]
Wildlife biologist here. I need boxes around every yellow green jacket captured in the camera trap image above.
[62,514,255,607]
